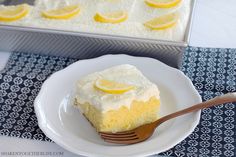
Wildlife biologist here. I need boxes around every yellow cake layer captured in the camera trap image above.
[76,96,160,133]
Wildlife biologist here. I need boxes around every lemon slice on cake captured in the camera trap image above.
[95,79,135,94]
[0,4,30,22]
[42,4,80,20]
[145,0,182,8]
[144,13,178,30]
[94,11,128,24]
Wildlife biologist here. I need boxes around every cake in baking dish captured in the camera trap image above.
[74,64,160,133]
[0,0,191,41]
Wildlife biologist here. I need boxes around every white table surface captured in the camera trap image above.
[1,0,236,156]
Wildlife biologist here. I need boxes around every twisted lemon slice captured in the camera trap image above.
[0,4,30,22]
[144,13,178,30]
[94,11,128,24]
[42,4,80,20]
[145,0,182,8]
[95,79,135,94]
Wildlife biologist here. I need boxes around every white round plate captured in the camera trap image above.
[34,55,201,157]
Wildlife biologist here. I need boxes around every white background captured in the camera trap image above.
[0,0,236,156]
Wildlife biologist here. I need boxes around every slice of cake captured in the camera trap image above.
[74,64,160,133]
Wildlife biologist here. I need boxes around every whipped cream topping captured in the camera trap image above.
[75,64,160,112]
[0,0,191,41]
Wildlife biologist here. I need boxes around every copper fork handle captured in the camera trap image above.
[155,92,236,126]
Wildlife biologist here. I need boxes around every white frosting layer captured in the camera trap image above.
[0,0,191,41]
[76,64,160,113]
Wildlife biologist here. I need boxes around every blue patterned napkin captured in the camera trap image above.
[0,53,75,141]
[159,47,236,157]
[0,47,235,157]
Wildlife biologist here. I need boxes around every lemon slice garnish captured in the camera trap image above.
[42,4,80,20]
[144,13,178,30]
[94,11,128,24]
[145,0,182,8]
[94,79,135,94]
[0,4,30,22]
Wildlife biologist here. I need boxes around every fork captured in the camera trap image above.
[99,92,236,144]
